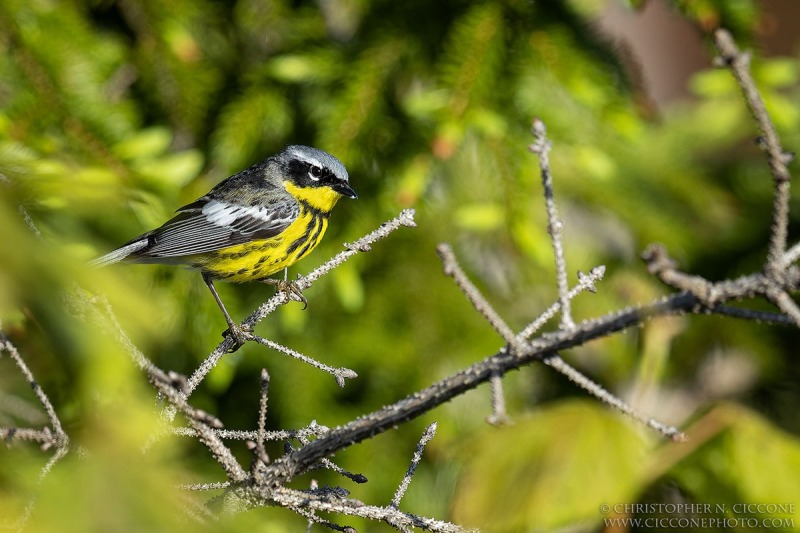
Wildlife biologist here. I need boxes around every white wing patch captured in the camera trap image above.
[98,197,300,261]
[203,200,277,228]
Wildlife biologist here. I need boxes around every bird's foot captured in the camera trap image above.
[262,277,308,309]
[221,323,252,353]
[276,278,308,309]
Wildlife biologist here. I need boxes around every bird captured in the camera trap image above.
[93,145,357,349]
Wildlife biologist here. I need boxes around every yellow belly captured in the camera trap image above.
[194,211,329,282]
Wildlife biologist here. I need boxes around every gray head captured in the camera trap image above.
[277,145,356,199]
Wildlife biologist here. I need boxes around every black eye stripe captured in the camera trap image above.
[286,157,343,187]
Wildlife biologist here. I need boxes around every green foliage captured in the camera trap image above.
[2,0,800,531]
[452,401,650,531]
[670,405,800,514]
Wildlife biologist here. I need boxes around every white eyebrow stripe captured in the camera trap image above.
[202,200,275,227]
[286,147,324,169]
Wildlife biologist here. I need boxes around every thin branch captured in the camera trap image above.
[708,304,797,325]
[309,457,368,484]
[0,427,56,445]
[258,291,705,487]
[783,242,800,267]
[176,491,218,525]
[157,380,248,483]
[290,502,354,533]
[182,209,416,400]
[517,265,606,340]
[438,246,627,435]
[290,431,368,484]
[0,337,68,450]
[643,244,800,327]
[0,175,44,241]
[642,244,724,304]
[249,335,357,388]
[783,242,800,266]
[530,118,574,329]
[38,444,70,480]
[391,422,437,508]
[543,354,684,440]
[713,29,794,272]
[258,486,469,533]
[436,243,518,347]
[74,293,248,482]
[73,289,178,391]
[251,368,271,476]
[18,205,43,240]
[173,420,331,443]
[179,481,232,491]
[765,286,800,327]
[486,373,510,426]
[0,334,70,532]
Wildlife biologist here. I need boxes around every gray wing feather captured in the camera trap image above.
[91,239,150,266]
[144,197,299,257]
[95,196,299,264]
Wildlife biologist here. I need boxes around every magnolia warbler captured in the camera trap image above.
[93,145,357,347]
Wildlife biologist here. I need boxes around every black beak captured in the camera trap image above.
[333,181,358,199]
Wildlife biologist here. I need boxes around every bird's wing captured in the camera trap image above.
[139,196,300,258]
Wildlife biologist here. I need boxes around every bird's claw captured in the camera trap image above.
[275,279,308,310]
[221,323,252,352]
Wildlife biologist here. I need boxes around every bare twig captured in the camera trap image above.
[391,422,437,508]
[173,420,330,443]
[439,230,659,437]
[0,337,68,450]
[517,265,606,340]
[257,291,709,488]
[713,29,794,272]
[290,430,368,484]
[74,293,248,482]
[183,209,416,399]
[543,354,684,440]
[0,175,44,241]
[251,368,271,476]
[486,373,510,425]
[157,379,248,483]
[73,289,178,391]
[18,205,43,240]
[256,486,468,533]
[179,481,232,491]
[436,243,518,348]
[290,501,354,532]
[530,118,574,329]
[0,334,70,531]
[249,335,357,387]
[709,305,797,325]
[782,242,800,266]
[438,236,678,439]
[643,243,800,327]
[38,444,70,480]
[0,427,57,445]
[765,286,800,326]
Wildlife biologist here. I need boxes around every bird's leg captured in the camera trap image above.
[261,268,308,309]
[202,272,249,351]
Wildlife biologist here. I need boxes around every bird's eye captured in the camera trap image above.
[308,165,323,181]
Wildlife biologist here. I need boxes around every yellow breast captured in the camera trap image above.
[193,182,340,283]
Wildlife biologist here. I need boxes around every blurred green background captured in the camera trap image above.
[1,0,800,531]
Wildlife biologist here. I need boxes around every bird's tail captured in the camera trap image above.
[91,239,149,267]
